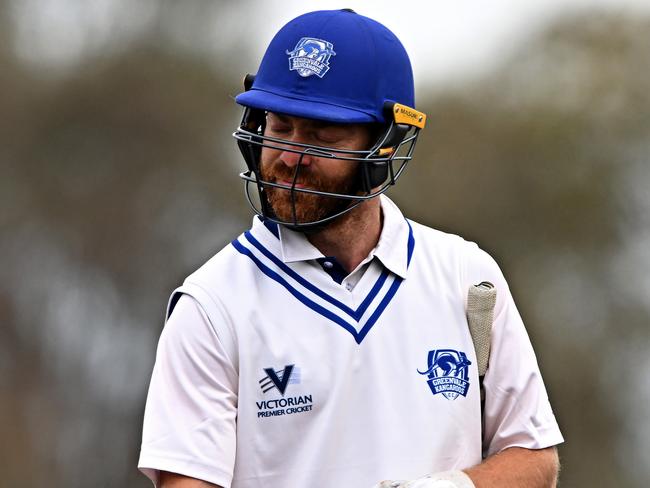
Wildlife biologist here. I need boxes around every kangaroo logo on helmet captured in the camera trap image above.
[286,37,336,78]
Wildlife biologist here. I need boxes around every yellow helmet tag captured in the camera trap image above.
[392,103,426,129]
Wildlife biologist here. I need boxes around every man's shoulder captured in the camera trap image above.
[407,218,500,273]
[408,219,476,253]
[186,239,241,282]
[183,219,280,288]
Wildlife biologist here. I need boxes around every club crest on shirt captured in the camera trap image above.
[286,37,336,78]
[418,349,472,400]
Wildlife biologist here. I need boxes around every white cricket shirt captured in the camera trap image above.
[139,195,563,488]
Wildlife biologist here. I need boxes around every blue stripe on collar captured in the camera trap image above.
[244,231,392,320]
[232,219,415,344]
[260,217,280,239]
[406,219,415,265]
[231,240,361,340]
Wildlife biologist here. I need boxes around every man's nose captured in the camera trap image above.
[278,133,313,168]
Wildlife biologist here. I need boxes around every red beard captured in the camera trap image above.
[260,161,358,224]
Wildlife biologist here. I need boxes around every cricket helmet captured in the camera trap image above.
[233,8,426,229]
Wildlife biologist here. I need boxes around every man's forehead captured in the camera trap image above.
[267,112,352,130]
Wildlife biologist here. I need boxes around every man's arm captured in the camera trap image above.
[464,446,560,488]
[160,471,222,488]
[139,295,238,488]
[374,446,559,488]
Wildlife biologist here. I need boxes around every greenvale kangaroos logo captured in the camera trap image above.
[418,349,472,400]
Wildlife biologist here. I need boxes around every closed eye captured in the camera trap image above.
[314,128,349,146]
[266,124,292,137]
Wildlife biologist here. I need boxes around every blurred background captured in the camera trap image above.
[1,0,649,486]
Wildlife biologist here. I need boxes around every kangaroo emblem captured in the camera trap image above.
[418,349,472,400]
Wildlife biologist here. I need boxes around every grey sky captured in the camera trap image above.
[11,0,650,88]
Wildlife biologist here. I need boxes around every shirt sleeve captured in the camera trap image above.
[462,243,564,457]
[138,294,238,488]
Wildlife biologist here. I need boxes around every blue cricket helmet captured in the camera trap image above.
[233,9,426,230]
[235,9,415,123]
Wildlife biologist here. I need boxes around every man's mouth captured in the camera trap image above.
[277,179,309,189]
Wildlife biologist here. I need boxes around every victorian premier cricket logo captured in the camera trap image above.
[286,37,336,78]
[257,364,314,418]
[418,349,472,400]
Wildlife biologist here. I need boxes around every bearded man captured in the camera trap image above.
[139,9,563,488]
